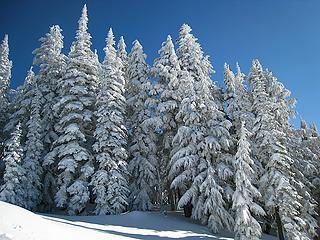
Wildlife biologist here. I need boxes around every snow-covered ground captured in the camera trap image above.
[0,201,277,240]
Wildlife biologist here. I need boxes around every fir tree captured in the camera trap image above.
[32,25,66,150]
[176,24,222,108]
[0,123,27,208]
[249,60,317,239]
[232,121,265,240]
[5,68,36,141]
[45,5,97,215]
[296,119,320,214]
[172,24,233,225]
[91,28,129,215]
[169,69,234,232]
[0,34,12,166]
[127,40,157,211]
[32,25,66,210]
[22,86,44,211]
[152,35,182,209]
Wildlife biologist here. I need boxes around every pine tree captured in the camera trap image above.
[0,123,27,208]
[91,28,129,215]
[126,40,158,211]
[32,25,66,150]
[5,68,36,141]
[0,34,12,164]
[249,60,317,239]
[249,60,273,176]
[169,70,234,231]
[296,119,320,215]
[172,24,233,225]
[32,25,66,211]
[22,86,44,211]
[45,5,97,215]
[152,35,183,209]
[232,121,265,240]
[176,24,222,108]
[0,35,12,129]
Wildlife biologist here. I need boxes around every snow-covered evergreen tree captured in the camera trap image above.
[249,60,317,239]
[5,68,36,140]
[0,34,12,161]
[45,5,98,215]
[32,25,66,150]
[171,24,233,226]
[296,120,320,208]
[22,86,44,211]
[249,60,273,176]
[176,24,222,108]
[91,28,129,215]
[232,121,265,240]
[169,69,234,231]
[152,35,183,209]
[32,25,66,210]
[0,123,27,208]
[126,40,157,211]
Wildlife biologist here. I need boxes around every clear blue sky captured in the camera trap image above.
[1,0,319,127]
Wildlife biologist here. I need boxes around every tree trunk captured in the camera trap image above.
[183,201,193,218]
[262,214,272,234]
[169,189,175,211]
[275,206,285,240]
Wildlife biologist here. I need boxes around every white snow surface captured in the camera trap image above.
[0,201,277,240]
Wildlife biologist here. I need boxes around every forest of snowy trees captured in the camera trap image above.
[0,5,319,240]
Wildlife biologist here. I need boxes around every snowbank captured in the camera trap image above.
[0,201,276,240]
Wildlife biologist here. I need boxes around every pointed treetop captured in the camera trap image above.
[130,40,145,58]
[106,28,115,47]
[32,25,64,66]
[117,36,127,64]
[50,25,64,41]
[249,59,264,83]
[118,36,126,51]
[236,62,242,77]
[1,34,9,49]
[158,35,175,56]
[129,40,147,63]
[251,59,262,72]
[78,4,88,33]
[0,34,10,61]
[224,63,235,80]
[235,62,245,86]
[180,24,192,35]
[224,63,236,92]
[103,28,117,64]
[224,63,230,72]
[0,34,11,88]
[132,39,142,49]
[129,40,148,64]
[69,3,92,57]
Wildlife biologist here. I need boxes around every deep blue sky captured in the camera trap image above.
[1,0,319,127]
